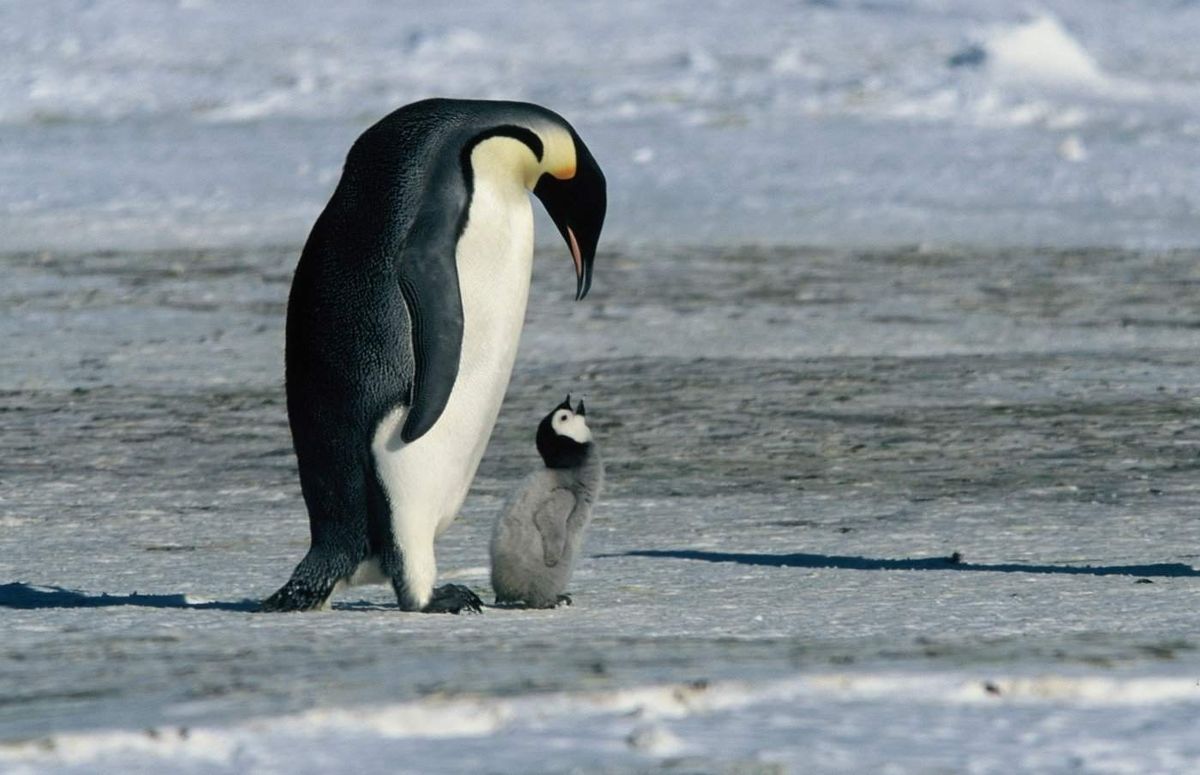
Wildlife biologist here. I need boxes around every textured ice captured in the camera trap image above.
[5,244,1200,771]
[5,673,1200,774]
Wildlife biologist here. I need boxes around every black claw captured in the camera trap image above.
[423,584,484,614]
[259,580,334,612]
[259,594,316,613]
[262,547,357,612]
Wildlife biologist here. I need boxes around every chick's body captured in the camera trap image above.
[490,398,603,608]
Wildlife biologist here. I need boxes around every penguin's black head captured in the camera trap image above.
[532,130,606,301]
[536,395,593,469]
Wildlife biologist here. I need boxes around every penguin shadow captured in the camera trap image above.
[0,582,493,614]
[0,582,260,612]
[605,550,1200,579]
[0,585,566,614]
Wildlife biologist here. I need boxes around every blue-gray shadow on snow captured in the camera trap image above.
[613,550,1200,578]
[0,582,400,612]
[0,582,260,611]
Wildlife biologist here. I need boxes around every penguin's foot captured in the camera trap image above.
[422,584,483,614]
[261,547,358,612]
[489,594,572,610]
[259,580,335,612]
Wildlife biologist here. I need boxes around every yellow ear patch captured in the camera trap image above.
[468,124,578,191]
[539,125,578,181]
[551,161,576,180]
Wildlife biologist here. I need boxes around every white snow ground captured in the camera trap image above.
[4,1,1200,773]
[5,244,1200,772]
[5,672,1200,774]
[2,1,1200,250]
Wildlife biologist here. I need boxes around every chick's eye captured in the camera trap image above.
[558,412,568,422]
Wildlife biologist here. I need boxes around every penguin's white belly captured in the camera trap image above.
[368,177,534,589]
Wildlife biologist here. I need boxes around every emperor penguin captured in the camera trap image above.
[261,99,606,613]
[490,397,604,608]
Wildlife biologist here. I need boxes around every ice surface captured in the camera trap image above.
[4,244,1200,771]
[2,1,1200,250]
[4,673,1200,774]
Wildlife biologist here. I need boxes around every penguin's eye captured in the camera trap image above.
[557,412,569,422]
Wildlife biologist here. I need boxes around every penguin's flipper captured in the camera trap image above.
[533,488,577,567]
[395,222,465,444]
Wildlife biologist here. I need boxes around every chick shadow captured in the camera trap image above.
[608,550,1200,578]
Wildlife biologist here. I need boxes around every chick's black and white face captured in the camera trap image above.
[536,397,593,469]
[551,407,591,444]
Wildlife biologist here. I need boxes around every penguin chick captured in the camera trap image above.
[490,396,604,608]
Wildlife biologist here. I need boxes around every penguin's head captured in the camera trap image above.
[531,127,606,302]
[346,99,606,301]
[536,395,593,469]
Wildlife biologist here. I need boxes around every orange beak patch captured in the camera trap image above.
[567,226,583,280]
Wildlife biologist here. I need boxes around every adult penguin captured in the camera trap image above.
[262,99,606,613]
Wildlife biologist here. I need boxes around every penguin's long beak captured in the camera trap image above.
[533,134,606,301]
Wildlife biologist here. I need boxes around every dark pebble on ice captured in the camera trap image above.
[948,45,987,68]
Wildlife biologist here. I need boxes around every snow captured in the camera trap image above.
[4,672,1200,773]
[2,1,1200,250]
[982,14,1109,90]
[4,1,1200,772]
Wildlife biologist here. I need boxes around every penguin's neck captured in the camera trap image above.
[557,445,604,502]
[456,143,537,381]
[412,142,535,535]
